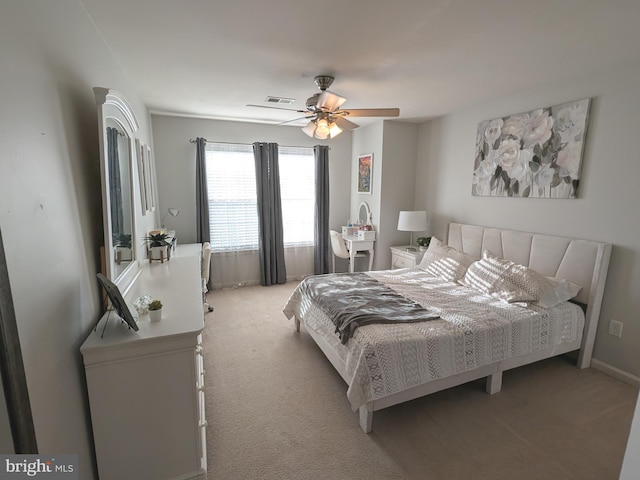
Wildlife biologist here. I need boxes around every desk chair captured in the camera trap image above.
[330,230,366,273]
[202,242,213,312]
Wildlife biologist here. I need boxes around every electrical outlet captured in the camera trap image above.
[609,319,623,338]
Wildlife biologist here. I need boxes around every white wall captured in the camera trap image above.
[0,3,153,477]
[415,60,640,380]
[378,120,420,267]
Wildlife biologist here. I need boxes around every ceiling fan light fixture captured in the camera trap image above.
[302,120,316,137]
[315,118,330,138]
[328,121,342,138]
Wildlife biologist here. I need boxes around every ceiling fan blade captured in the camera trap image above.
[246,104,307,113]
[341,108,400,117]
[277,115,314,126]
[316,91,347,112]
[333,116,359,130]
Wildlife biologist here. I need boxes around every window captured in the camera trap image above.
[205,143,315,252]
[279,146,315,246]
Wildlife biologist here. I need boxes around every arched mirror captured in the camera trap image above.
[94,88,139,291]
[358,202,372,225]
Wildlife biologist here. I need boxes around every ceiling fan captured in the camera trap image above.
[247,75,400,139]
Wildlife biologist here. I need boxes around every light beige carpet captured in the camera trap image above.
[203,281,638,480]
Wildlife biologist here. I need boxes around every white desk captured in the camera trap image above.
[174,242,203,258]
[343,235,375,272]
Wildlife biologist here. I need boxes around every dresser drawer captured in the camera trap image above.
[391,253,415,269]
[390,247,424,269]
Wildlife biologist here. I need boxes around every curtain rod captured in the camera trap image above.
[189,138,327,150]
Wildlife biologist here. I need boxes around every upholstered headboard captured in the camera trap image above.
[447,223,612,368]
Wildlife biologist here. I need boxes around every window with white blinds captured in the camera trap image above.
[205,143,315,252]
[279,146,315,246]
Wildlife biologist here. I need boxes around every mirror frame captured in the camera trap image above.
[94,88,140,292]
[358,202,372,225]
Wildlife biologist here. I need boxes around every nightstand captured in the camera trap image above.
[390,246,425,269]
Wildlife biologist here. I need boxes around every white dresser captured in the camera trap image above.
[390,246,425,269]
[81,255,206,480]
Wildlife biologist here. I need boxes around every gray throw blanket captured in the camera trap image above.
[299,273,439,344]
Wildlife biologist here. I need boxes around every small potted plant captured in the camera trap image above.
[416,236,432,251]
[113,233,132,264]
[148,299,163,322]
[143,232,172,262]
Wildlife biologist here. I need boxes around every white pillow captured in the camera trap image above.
[419,237,476,283]
[461,250,551,303]
[535,277,583,308]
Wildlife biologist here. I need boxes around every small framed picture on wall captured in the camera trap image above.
[357,153,373,194]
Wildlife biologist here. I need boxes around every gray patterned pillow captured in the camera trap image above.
[461,249,555,303]
[419,237,476,282]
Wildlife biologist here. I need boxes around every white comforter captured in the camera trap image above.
[284,268,584,410]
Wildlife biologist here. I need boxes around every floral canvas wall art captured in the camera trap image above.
[472,98,591,198]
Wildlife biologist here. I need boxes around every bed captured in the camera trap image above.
[283,223,611,433]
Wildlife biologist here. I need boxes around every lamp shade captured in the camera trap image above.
[397,211,427,232]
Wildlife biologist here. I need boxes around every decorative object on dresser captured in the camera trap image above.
[95,273,138,335]
[390,245,425,269]
[396,210,428,251]
[357,153,373,194]
[148,299,163,322]
[473,98,591,198]
[144,231,172,263]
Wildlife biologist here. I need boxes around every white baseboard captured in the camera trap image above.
[591,359,640,387]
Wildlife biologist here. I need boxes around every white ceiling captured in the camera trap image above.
[80,0,640,128]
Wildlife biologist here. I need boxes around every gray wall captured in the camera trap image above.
[1,3,154,477]
[415,61,640,381]
[150,115,353,246]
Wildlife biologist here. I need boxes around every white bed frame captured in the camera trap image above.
[294,223,612,433]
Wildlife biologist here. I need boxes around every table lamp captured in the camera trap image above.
[397,210,427,251]
[161,207,180,228]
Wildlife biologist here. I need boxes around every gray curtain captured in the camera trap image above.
[314,145,331,274]
[106,127,123,238]
[253,142,286,286]
[195,137,210,243]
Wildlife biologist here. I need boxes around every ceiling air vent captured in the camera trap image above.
[265,96,295,105]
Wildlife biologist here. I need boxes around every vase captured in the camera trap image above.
[149,309,162,322]
[419,246,428,252]
[149,246,168,263]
